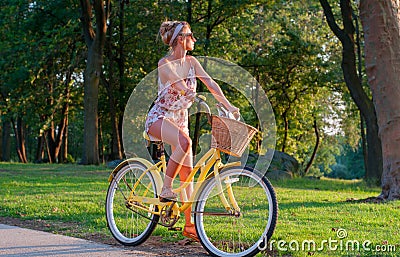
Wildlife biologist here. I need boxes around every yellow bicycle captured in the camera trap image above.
[105,96,278,257]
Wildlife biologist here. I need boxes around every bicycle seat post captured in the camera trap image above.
[155,141,167,173]
[153,141,165,160]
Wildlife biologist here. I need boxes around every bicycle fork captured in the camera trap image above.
[193,160,241,217]
[216,160,241,216]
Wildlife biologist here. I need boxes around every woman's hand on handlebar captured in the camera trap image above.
[228,105,240,120]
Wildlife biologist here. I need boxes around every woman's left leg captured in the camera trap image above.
[171,146,198,240]
[180,165,198,240]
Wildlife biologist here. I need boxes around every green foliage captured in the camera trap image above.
[1,0,366,179]
[0,0,84,162]
[228,0,347,175]
[326,141,366,180]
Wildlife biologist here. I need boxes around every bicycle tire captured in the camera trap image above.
[105,160,159,246]
[194,166,278,257]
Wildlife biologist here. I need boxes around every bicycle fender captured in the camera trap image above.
[219,161,241,170]
[108,158,164,194]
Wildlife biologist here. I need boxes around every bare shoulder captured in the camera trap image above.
[158,57,173,76]
[187,55,201,66]
[187,56,204,74]
[158,57,168,67]
[188,56,208,77]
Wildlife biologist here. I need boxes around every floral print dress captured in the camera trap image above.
[145,64,196,136]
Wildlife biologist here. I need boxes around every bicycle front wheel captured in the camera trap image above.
[105,160,159,246]
[194,166,278,257]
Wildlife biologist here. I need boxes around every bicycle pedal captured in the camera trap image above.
[168,227,182,231]
[159,196,177,203]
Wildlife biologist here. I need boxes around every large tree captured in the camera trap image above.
[359,0,400,200]
[319,0,383,182]
[80,0,110,165]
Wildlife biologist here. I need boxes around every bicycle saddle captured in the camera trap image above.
[142,131,161,142]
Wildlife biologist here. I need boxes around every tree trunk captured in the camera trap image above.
[35,134,46,163]
[304,117,320,175]
[364,116,382,183]
[60,121,69,163]
[103,15,122,161]
[80,0,110,165]
[47,120,57,163]
[12,117,28,163]
[281,110,289,153]
[117,0,126,158]
[17,117,28,163]
[254,73,262,152]
[0,126,2,159]
[59,87,70,163]
[319,0,383,183]
[81,46,101,165]
[355,17,369,179]
[360,113,368,176]
[98,117,104,163]
[359,0,400,200]
[192,1,215,156]
[45,79,70,163]
[1,121,11,161]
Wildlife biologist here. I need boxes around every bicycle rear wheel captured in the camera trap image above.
[194,166,278,257]
[105,160,159,246]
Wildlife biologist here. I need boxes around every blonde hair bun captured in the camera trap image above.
[159,21,189,46]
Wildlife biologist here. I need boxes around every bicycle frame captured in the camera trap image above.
[108,147,241,218]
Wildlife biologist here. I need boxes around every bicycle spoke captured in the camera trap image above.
[194,167,277,257]
[105,161,159,246]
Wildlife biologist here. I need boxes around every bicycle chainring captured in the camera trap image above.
[159,204,180,227]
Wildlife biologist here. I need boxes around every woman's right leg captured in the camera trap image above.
[147,119,192,196]
[148,119,198,240]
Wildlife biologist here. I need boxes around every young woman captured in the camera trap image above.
[145,21,239,241]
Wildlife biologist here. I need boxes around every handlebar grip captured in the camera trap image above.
[216,103,240,121]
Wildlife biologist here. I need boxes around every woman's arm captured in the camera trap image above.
[191,57,240,118]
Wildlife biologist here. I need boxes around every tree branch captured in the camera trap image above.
[93,0,108,47]
[319,0,346,42]
[79,0,95,46]
[341,0,355,38]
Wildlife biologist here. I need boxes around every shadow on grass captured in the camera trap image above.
[268,177,379,193]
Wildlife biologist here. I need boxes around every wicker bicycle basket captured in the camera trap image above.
[211,115,258,157]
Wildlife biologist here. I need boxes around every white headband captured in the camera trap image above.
[169,23,184,46]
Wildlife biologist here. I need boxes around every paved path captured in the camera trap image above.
[0,224,157,256]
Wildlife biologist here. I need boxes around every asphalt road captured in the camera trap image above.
[0,224,157,257]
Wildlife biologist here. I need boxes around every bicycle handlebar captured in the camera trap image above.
[195,95,212,123]
[195,94,240,122]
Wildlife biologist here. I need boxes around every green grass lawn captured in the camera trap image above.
[271,178,400,256]
[0,162,399,256]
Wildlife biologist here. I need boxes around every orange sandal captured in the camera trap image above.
[182,224,200,242]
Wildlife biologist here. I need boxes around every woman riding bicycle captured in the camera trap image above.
[145,20,240,241]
